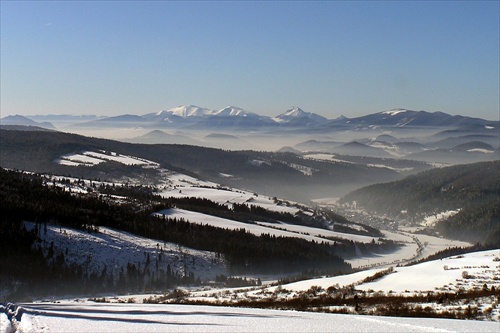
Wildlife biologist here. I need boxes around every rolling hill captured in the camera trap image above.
[0,127,404,201]
[340,161,500,245]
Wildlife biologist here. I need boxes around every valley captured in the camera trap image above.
[0,110,498,331]
[2,1,499,330]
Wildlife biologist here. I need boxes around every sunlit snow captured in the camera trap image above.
[56,151,159,167]
[15,302,499,333]
[382,109,407,116]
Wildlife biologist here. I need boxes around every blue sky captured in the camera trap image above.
[1,1,499,119]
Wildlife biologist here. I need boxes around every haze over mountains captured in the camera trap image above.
[2,106,499,130]
[2,106,498,163]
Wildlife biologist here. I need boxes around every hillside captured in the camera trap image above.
[0,164,475,301]
[340,161,500,245]
[3,166,385,300]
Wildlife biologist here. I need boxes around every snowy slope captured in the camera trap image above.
[268,249,500,294]
[159,105,214,118]
[155,208,375,244]
[181,249,500,322]
[56,150,159,168]
[213,106,258,117]
[28,167,472,274]
[356,249,500,293]
[14,302,500,333]
[157,174,303,215]
[25,222,227,282]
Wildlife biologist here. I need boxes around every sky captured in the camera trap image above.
[1,1,499,120]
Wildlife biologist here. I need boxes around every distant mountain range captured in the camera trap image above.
[291,135,499,163]
[2,107,498,131]
[0,114,56,130]
[328,109,497,128]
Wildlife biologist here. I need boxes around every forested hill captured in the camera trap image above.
[340,161,499,245]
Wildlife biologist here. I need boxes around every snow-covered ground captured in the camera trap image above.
[357,250,499,293]
[25,168,474,279]
[56,150,159,168]
[157,174,302,215]
[183,249,499,308]
[4,250,498,333]
[303,153,354,164]
[273,249,500,294]
[180,249,500,324]
[11,302,499,333]
[25,222,227,282]
[345,229,470,270]
[155,208,376,244]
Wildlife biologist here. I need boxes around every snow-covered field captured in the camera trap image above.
[155,208,376,244]
[185,250,500,308]
[357,250,499,293]
[3,250,498,332]
[56,150,159,168]
[157,174,302,215]
[303,153,354,164]
[345,229,470,270]
[273,249,500,294]
[8,302,498,333]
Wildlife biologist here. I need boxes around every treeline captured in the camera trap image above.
[147,216,351,274]
[215,275,261,288]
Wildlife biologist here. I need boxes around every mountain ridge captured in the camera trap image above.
[3,107,498,131]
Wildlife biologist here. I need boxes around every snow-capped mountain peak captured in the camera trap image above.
[283,106,307,117]
[273,106,328,125]
[161,105,214,118]
[213,106,255,117]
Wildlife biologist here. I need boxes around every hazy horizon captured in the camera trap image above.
[1,1,499,120]
[3,105,500,122]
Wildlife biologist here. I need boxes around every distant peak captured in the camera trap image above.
[285,106,306,116]
[213,106,255,117]
[164,105,213,118]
